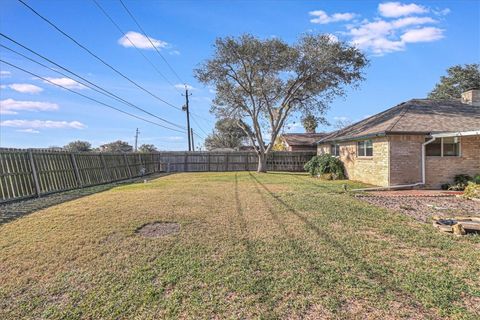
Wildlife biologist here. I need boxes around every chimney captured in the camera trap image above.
[461,89,480,106]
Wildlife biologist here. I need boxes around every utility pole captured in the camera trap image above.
[182,85,192,151]
[134,128,139,152]
[190,128,195,151]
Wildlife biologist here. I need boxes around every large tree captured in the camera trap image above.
[428,64,480,100]
[204,118,251,150]
[195,34,367,172]
[301,114,320,133]
[138,144,158,153]
[100,140,133,153]
[63,140,92,152]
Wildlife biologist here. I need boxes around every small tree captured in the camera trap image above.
[428,64,480,100]
[204,118,251,150]
[100,140,133,153]
[301,114,319,133]
[63,140,92,152]
[195,34,367,172]
[138,144,158,153]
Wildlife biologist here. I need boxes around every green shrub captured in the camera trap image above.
[473,174,480,184]
[304,154,345,179]
[463,182,480,199]
[447,174,472,191]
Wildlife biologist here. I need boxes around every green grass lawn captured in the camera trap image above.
[1,172,479,319]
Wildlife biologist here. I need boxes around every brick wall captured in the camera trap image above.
[425,135,480,188]
[389,135,423,185]
[318,135,480,189]
[318,137,390,186]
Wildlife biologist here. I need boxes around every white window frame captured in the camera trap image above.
[330,143,340,157]
[357,140,373,157]
[426,137,461,157]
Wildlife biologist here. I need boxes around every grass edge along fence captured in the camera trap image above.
[0,149,315,203]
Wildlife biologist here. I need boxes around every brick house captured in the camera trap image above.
[280,133,327,152]
[317,90,480,189]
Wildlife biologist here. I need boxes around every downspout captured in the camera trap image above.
[351,136,436,191]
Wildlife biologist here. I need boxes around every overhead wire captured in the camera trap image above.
[90,0,182,94]
[0,34,185,130]
[16,0,182,111]
[118,0,184,84]
[0,59,186,134]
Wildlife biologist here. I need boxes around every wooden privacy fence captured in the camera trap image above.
[158,151,315,173]
[0,149,315,203]
[0,149,165,203]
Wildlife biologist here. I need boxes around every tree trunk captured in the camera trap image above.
[257,152,267,173]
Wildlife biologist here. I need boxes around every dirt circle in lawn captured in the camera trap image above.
[136,222,180,237]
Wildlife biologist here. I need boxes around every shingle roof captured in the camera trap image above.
[319,99,480,143]
[281,133,328,146]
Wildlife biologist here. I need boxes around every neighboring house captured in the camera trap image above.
[317,89,480,189]
[280,133,327,151]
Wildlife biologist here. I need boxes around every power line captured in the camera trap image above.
[118,0,184,84]
[0,39,185,130]
[190,114,209,137]
[91,0,182,94]
[16,0,182,111]
[0,59,186,134]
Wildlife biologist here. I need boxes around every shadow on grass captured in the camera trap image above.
[0,173,170,225]
[233,173,276,313]
[247,172,434,317]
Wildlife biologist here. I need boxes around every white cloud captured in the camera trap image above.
[174,84,194,90]
[348,15,443,55]
[43,77,86,90]
[166,136,183,141]
[391,16,436,28]
[6,83,43,94]
[169,50,180,55]
[0,98,59,115]
[378,2,427,18]
[16,128,40,134]
[0,120,86,129]
[333,116,351,121]
[118,31,168,50]
[309,10,356,24]
[0,70,11,78]
[401,27,444,43]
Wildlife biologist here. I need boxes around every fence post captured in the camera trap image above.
[70,153,82,187]
[207,153,211,172]
[28,149,41,197]
[100,154,111,182]
[184,153,188,172]
[245,153,249,171]
[124,154,132,178]
[225,153,229,171]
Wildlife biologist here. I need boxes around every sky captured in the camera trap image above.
[0,0,479,150]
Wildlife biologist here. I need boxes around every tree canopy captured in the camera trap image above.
[138,144,158,153]
[100,140,133,153]
[63,140,92,152]
[301,114,320,133]
[195,33,367,171]
[204,118,251,150]
[428,64,480,100]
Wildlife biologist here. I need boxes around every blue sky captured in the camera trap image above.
[0,0,479,150]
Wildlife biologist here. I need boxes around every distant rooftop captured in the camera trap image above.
[281,133,328,146]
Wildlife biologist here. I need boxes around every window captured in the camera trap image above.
[357,140,373,157]
[426,137,460,157]
[330,144,340,156]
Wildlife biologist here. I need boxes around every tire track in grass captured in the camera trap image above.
[248,172,438,319]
